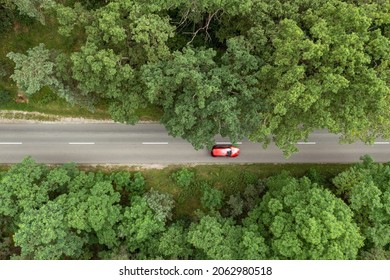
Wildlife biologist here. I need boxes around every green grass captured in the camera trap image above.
[141,163,352,217]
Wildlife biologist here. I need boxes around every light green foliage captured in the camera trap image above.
[109,171,131,191]
[145,188,175,222]
[10,0,53,24]
[157,223,192,259]
[240,224,269,259]
[171,168,195,188]
[333,155,390,249]
[7,44,57,96]
[70,43,133,99]
[59,179,122,248]
[13,201,85,259]
[246,0,390,156]
[245,172,364,259]
[187,215,243,260]
[0,157,47,218]
[118,196,165,252]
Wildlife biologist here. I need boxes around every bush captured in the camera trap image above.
[200,185,223,210]
[171,168,194,188]
[145,189,175,222]
[129,172,145,193]
[0,8,14,33]
[0,89,14,104]
[30,88,59,105]
[226,194,244,218]
[306,168,326,186]
[109,171,131,191]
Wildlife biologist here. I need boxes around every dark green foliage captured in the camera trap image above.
[360,248,390,260]
[306,168,327,186]
[0,88,13,104]
[226,194,244,218]
[30,88,60,105]
[0,6,14,33]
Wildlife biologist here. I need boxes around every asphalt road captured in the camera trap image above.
[1,123,390,164]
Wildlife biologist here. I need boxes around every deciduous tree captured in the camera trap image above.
[244,172,364,259]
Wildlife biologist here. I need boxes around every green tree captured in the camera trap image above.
[118,196,165,253]
[13,201,85,259]
[200,184,223,210]
[145,188,175,222]
[7,44,57,96]
[0,157,48,220]
[142,41,262,149]
[244,172,364,259]
[157,222,193,259]
[333,155,390,250]
[42,0,389,155]
[187,215,243,260]
[58,179,122,248]
[171,167,195,188]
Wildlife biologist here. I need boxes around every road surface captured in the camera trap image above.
[1,123,389,164]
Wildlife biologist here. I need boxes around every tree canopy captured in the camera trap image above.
[244,172,364,259]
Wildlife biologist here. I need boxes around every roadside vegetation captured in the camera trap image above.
[1,156,390,260]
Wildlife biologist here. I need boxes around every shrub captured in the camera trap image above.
[0,89,13,104]
[145,189,175,222]
[201,185,223,210]
[171,168,194,188]
[129,172,145,193]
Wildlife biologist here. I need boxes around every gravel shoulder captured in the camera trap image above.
[0,110,157,124]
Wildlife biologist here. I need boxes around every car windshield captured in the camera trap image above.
[227,149,231,156]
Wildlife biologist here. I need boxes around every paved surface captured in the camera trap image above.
[1,123,390,164]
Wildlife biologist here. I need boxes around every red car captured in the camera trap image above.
[211,144,240,157]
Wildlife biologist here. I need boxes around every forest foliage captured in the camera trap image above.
[2,0,389,156]
[1,156,390,260]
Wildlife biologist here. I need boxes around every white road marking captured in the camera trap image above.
[297,142,316,145]
[374,142,390,145]
[142,142,169,145]
[0,142,22,145]
[69,142,95,145]
[216,142,243,145]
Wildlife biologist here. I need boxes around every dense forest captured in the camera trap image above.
[1,0,389,155]
[0,156,389,260]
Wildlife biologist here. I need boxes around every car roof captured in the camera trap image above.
[213,144,232,148]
